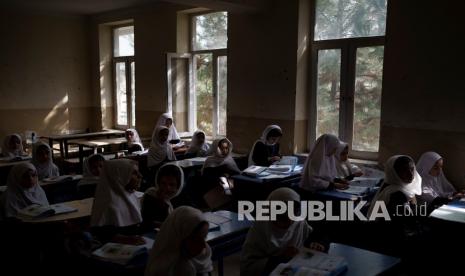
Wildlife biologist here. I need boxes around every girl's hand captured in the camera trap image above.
[309,242,326,252]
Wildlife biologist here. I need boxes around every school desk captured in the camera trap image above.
[69,137,127,168]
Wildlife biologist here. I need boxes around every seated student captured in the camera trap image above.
[201,138,240,178]
[31,141,59,180]
[1,133,26,158]
[240,188,326,276]
[248,125,283,167]
[299,134,349,192]
[0,163,48,219]
[156,112,185,150]
[145,206,213,276]
[141,163,184,231]
[416,151,463,210]
[125,128,144,153]
[335,141,363,180]
[186,130,210,157]
[147,126,176,168]
[90,159,145,244]
[77,154,105,198]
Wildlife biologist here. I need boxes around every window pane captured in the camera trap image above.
[171,58,189,132]
[131,62,135,127]
[195,54,213,136]
[316,49,341,139]
[193,12,228,51]
[352,46,383,152]
[218,56,227,136]
[114,26,134,57]
[314,0,387,41]
[116,62,127,126]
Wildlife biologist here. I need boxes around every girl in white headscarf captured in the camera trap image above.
[300,134,348,192]
[186,130,210,157]
[416,151,462,208]
[335,141,363,180]
[31,141,59,180]
[0,163,49,219]
[90,159,143,243]
[248,125,283,167]
[240,188,325,276]
[2,134,25,158]
[145,206,213,276]
[156,113,184,148]
[142,163,184,231]
[202,138,240,177]
[147,126,176,168]
[77,154,105,198]
[125,128,144,153]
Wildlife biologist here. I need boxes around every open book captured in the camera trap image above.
[274,156,298,167]
[41,174,82,184]
[270,248,348,276]
[17,203,78,220]
[91,238,154,265]
[267,164,294,174]
[243,165,268,177]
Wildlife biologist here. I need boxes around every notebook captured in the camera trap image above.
[243,165,268,177]
[92,237,154,265]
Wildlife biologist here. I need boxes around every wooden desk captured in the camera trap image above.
[70,137,127,168]
[20,198,94,223]
[42,129,125,159]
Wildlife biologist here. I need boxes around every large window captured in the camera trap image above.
[310,0,386,157]
[113,25,135,128]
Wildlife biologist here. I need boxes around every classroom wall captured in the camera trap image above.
[0,9,93,139]
[380,0,465,187]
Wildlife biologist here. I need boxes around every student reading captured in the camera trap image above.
[31,141,59,180]
[335,141,363,180]
[247,125,283,167]
[141,163,184,230]
[145,206,213,276]
[1,133,26,158]
[186,130,210,157]
[0,163,48,219]
[125,128,144,153]
[240,188,325,276]
[147,126,176,168]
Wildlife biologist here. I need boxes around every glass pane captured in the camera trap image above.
[316,49,341,139]
[195,54,213,136]
[352,46,384,152]
[171,58,189,132]
[114,26,134,57]
[314,0,387,41]
[193,12,228,51]
[115,62,127,126]
[131,62,135,127]
[218,56,227,136]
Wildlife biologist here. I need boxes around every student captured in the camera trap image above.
[0,163,48,219]
[202,138,240,177]
[155,113,184,149]
[416,151,462,209]
[125,128,144,153]
[186,130,210,157]
[147,126,176,168]
[90,159,144,244]
[240,188,326,276]
[31,141,59,180]
[142,163,184,230]
[299,134,348,192]
[1,133,25,158]
[335,141,363,180]
[248,125,283,167]
[77,154,105,198]
[145,206,213,276]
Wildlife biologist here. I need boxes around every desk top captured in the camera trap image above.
[70,137,127,147]
[0,159,31,168]
[329,243,400,276]
[20,198,94,223]
[206,210,252,243]
[42,129,125,140]
[167,157,207,168]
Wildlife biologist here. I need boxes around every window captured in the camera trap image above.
[113,25,135,128]
[310,0,387,158]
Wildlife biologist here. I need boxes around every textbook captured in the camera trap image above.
[91,238,153,265]
[274,156,298,167]
[336,185,369,195]
[17,203,78,220]
[41,174,82,184]
[267,164,294,174]
[243,165,268,176]
[270,248,348,276]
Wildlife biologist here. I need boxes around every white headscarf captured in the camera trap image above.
[416,151,456,204]
[31,141,59,180]
[144,163,185,213]
[202,138,239,174]
[240,188,312,276]
[300,134,340,191]
[2,134,25,158]
[78,154,103,186]
[248,125,282,166]
[368,155,422,216]
[156,113,180,142]
[334,141,361,178]
[0,163,48,219]
[145,206,213,276]
[90,159,142,227]
[148,126,176,167]
[126,128,144,151]
[186,130,210,157]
